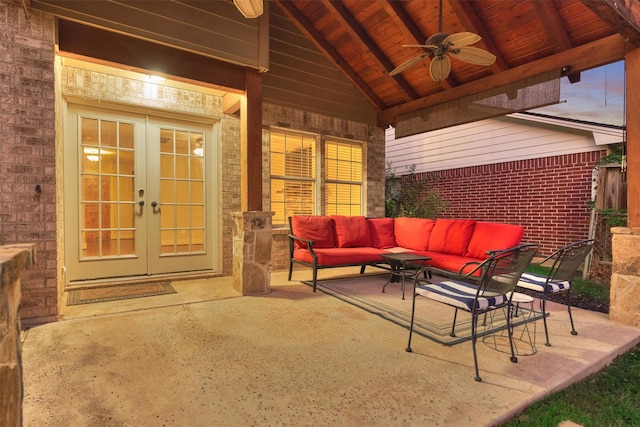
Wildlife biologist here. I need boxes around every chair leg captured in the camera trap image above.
[312,266,318,292]
[471,313,481,382]
[541,297,551,347]
[288,260,293,281]
[449,309,459,337]
[406,279,419,353]
[506,303,518,364]
[566,289,578,336]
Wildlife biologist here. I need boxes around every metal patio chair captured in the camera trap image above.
[406,244,539,382]
[516,239,595,347]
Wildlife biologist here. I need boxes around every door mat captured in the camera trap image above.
[66,282,177,305]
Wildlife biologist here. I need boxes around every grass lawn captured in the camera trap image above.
[502,345,640,426]
[503,270,640,426]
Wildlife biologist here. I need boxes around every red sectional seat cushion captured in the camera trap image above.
[367,217,396,249]
[422,252,483,277]
[428,219,476,256]
[293,247,384,265]
[465,222,525,259]
[332,215,372,248]
[393,217,436,251]
[291,216,335,249]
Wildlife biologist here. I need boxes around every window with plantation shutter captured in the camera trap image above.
[270,130,317,225]
[270,130,364,225]
[325,140,363,216]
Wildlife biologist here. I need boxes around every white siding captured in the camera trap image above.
[385,115,608,174]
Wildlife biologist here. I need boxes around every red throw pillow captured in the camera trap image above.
[332,215,371,247]
[428,219,476,256]
[393,217,435,251]
[466,222,524,259]
[291,216,335,249]
[367,217,396,249]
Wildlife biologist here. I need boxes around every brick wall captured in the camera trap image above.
[414,151,605,256]
[0,2,57,323]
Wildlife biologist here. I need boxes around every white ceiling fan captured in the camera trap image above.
[390,0,496,81]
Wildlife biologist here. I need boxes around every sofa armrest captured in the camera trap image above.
[287,234,317,258]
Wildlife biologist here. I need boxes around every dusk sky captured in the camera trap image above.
[532,60,625,126]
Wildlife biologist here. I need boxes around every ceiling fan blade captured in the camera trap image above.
[444,32,481,47]
[449,46,496,66]
[401,44,438,49]
[429,55,451,81]
[390,54,430,76]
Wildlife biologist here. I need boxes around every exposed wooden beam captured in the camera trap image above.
[532,0,582,84]
[448,0,508,73]
[580,0,640,46]
[323,0,419,102]
[242,68,263,212]
[272,0,386,110]
[626,47,640,227]
[532,1,573,52]
[384,0,455,89]
[222,93,241,115]
[378,34,628,126]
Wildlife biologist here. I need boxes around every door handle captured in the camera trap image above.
[137,200,144,215]
[151,201,160,213]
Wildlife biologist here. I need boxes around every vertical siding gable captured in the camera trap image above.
[264,6,376,124]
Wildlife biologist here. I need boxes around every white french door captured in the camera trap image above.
[64,105,216,281]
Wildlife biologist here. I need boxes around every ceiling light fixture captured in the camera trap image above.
[234,0,263,19]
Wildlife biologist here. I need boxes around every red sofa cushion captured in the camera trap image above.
[293,247,384,265]
[291,216,335,249]
[332,215,371,248]
[465,222,525,259]
[394,217,436,251]
[422,251,483,277]
[428,219,476,256]
[367,217,396,249]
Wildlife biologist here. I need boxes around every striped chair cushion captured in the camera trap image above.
[415,280,506,312]
[517,272,570,294]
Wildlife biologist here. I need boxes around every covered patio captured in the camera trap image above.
[19,267,640,426]
[3,0,640,424]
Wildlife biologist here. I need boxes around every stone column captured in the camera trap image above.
[0,244,36,427]
[610,227,640,327]
[232,211,273,295]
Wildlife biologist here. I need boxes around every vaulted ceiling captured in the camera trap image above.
[272,0,640,126]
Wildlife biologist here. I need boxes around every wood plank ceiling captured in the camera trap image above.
[272,0,640,127]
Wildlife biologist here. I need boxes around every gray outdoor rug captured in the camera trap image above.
[304,273,545,346]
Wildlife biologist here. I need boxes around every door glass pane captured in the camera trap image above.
[176,181,189,203]
[161,180,174,203]
[176,206,190,228]
[191,206,204,227]
[175,157,189,179]
[79,117,136,258]
[190,182,203,204]
[161,206,175,229]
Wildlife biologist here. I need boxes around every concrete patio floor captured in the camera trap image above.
[21,267,640,426]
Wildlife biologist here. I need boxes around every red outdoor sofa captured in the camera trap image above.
[288,215,525,291]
